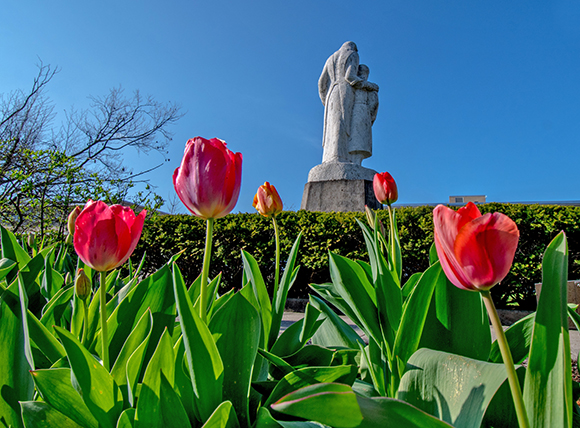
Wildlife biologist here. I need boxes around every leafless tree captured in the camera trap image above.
[0,63,183,236]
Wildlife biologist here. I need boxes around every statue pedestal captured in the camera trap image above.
[301,179,381,212]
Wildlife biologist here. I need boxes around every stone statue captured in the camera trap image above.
[318,41,379,165]
[301,42,382,211]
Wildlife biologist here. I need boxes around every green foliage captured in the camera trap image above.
[135,204,580,310]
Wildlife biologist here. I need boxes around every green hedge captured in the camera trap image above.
[134,203,580,310]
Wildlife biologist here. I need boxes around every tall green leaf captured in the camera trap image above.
[241,250,272,348]
[270,232,302,349]
[418,273,491,361]
[135,329,175,428]
[392,262,445,381]
[523,231,572,427]
[30,368,98,428]
[54,326,124,428]
[20,401,85,428]
[173,263,224,421]
[209,292,261,428]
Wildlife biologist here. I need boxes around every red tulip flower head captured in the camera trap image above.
[433,202,519,291]
[373,172,398,206]
[253,182,283,217]
[74,200,146,272]
[173,137,243,220]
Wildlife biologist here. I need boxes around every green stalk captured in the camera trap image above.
[272,215,281,299]
[199,217,215,323]
[481,290,530,428]
[387,205,396,262]
[81,299,89,346]
[100,271,109,371]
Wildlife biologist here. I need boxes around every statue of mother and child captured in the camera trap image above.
[318,41,379,166]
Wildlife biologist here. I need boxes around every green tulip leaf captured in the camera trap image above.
[270,232,302,348]
[241,250,272,348]
[255,407,324,428]
[40,285,74,333]
[327,252,382,344]
[0,257,17,282]
[265,365,358,407]
[397,348,513,428]
[135,329,175,428]
[355,395,454,428]
[110,309,153,396]
[26,308,66,366]
[116,408,136,428]
[271,303,323,358]
[126,329,152,407]
[0,282,34,428]
[392,262,445,381]
[159,370,192,428]
[20,401,85,428]
[489,312,535,365]
[209,291,261,427]
[173,336,199,422]
[173,263,224,421]
[106,263,177,367]
[1,225,31,269]
[30,368,98,428]
[524,231,573,427]
[271,383,363,428]
[201,401,240,428]
[418,273,491,361]
[309,295,364,349]
[54,326,124,428]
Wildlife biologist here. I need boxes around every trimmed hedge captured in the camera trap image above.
[134,203,580,310]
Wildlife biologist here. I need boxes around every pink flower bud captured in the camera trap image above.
[173,137,243,220]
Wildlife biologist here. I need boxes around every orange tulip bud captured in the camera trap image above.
[253,182,283,217]
[433,202,519,291]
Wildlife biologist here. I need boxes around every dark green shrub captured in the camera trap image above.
[133,204,580,310]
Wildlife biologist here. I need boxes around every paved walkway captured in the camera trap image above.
[281,311,580,359]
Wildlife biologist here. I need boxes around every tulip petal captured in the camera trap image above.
[454,212,519,290]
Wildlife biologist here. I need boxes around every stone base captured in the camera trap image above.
[307,162,377,182]
[301,179,381,212]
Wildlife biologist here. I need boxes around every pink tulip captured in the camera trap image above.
[373,172,398,205]
[74,200,146,272]
[173,137,243,220]
[433,202,519,291]
[253,182,283,217]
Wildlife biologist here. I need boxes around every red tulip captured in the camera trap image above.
[173,137,243,220]
[373,172,398,205]
[433,202,519,291]
[253,182,283,217]
[74,200,146,272]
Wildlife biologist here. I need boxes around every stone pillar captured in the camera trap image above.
[300,162,381,212]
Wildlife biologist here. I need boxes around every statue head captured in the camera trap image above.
[340,41,358,52]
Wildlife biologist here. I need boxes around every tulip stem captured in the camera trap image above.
[200,218,215,323]
[481,290,529,428]
[272,216,280,298]
[100,271,109,371]
[81,299,89,346]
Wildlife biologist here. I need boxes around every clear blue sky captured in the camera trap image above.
[2,1,579,214]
